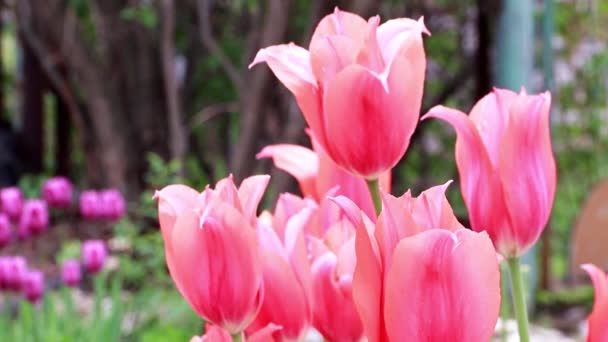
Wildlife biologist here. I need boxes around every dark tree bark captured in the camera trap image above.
[475,0,492,100]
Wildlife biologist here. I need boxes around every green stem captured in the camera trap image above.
[231,333,243,342]
[500,263,511,342]
[507,257,530,342]
[366,178,382,216]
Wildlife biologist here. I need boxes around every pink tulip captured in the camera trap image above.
[247,207,314,340]
[423,88,556,257]
[0,213,12,247]
[80,190,101,220]
[582,264,608,342]
[332,183,498,342]
[192,323,281,342]
[21,269,44,303]
[61,259,82,287]
[258,131,390,219]
[42,176,73,208]
[82,240,107,274]
[100,189,126,220]
[251,8,428,178]
[0,187,23,221]
[19,199,49,236]
[1,256,27,291]
[155,175,269,334]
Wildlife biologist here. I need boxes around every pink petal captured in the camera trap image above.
[238,174,271,223]
[377,17,429,66]
[375,192,417,270]
[498,91,555,255]
[257,144,319,199]
[309,7,367,49]
[154,184,199,243]
[355,16,385,73]
[247,323,282,342]
[198,325,231,342]
[411,181,464,231]
[581,264,608,342]
[310,35,360,87]
[284,207,315,305]
[311,252,363,342]
[323,57,420,177]
[384,229,500,342]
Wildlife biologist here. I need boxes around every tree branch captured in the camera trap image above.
[197,0,243,90]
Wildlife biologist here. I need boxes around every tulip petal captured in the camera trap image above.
[238,175,271,222]
[498,92,555,255]
[377,17,429,70]
[310,35,359,87]
[309,7,367,49]
[384,229,500,342]
[154,184,199,242]
[355,16,385,73]
[257,144,319,199]
[247,323,282,342]
[199,325,231,342]
[412,180,463,231]
[323,52,421,177]
[581,264,608,342]
[376,192,417,270]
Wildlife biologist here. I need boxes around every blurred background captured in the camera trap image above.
[0,0,607,340]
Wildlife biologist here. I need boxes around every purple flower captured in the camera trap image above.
[0,214,12,247]
[21,270,44,303]
[79,190,101,220]
[61,259,82,287]
[0,187,23,221]
[82,240,107,274]
[19,199,49,236]
[42,176,73,208]
[100,189,126,220]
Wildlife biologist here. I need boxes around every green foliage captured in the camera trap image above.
[17,174,46,199]
[121,5,159,30]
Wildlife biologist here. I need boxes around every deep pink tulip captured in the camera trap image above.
[42,176,73,208]
[424,88,556,257]
[247,208,314,340]
[100,189,126,220]
[258,132,390,220]
[19,199,49,236]
[582,264,608,342]
[0,187,23,221]
[251,8,428,178]
[155,175,269,334]
[21,269,44,303]
[82,240,107,274]
[61,259,82,287]
[0,213,12,247]
[1,256,28,291]
[79,190,102,220]
[332,183,497,342]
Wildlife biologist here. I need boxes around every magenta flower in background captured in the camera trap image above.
[61,259,82,287]
[0,213,12,247]
[21,269,44,303]
[0,256,28,291]
[79,190,101,220]
[82,240,107,274]
[43,176,73,208]
[0,187,23,221]
[100,189,126,220]
[19,199,49,236]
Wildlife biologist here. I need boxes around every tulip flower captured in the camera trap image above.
[258,131,390,219]
[19,199,49,236]
[21,269,44,303]
[581,264,608,342]
[0,187,23,221]
[0,213,11,247]
[250,8,428,179]
[42,176,73,208]
[0,256,28,291]
[192,323,281,342]
[423,88,555,258]
[247,207,314,340]
[80,190,101,220]
[155,175,269,334]
[82,240,107,274]
[331,183,498,342]
[100,189,126,220]
[61,259,82,287]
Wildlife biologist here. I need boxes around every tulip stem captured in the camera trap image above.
[232,333,243,342]
[507,257,530,342]
[366,178,382,216]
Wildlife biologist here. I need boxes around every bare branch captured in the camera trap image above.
[189,102,238,129]
[197,0,243,90]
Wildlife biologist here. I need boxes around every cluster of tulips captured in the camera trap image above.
[0,240,107,304]
[0,177,126,248]
[155,8,607,342]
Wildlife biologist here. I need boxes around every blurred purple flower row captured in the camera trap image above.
[0,240,107,303]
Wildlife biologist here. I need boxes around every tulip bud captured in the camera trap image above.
[82,240,107,274]
[61,259,82,287]
[21,270,44,303]
[19,199,49,236]
[0,213,12,247]
[1,256,28,291]
[79,190,101,220]
[42,176,73,208]
[0,187,23,221]
[100,189,126,220]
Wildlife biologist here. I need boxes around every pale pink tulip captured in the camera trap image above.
[155,175,269,334]
[251,8,428,178]
[424,88,556,257]
[581,264,608,342]
[258,132,390,219]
